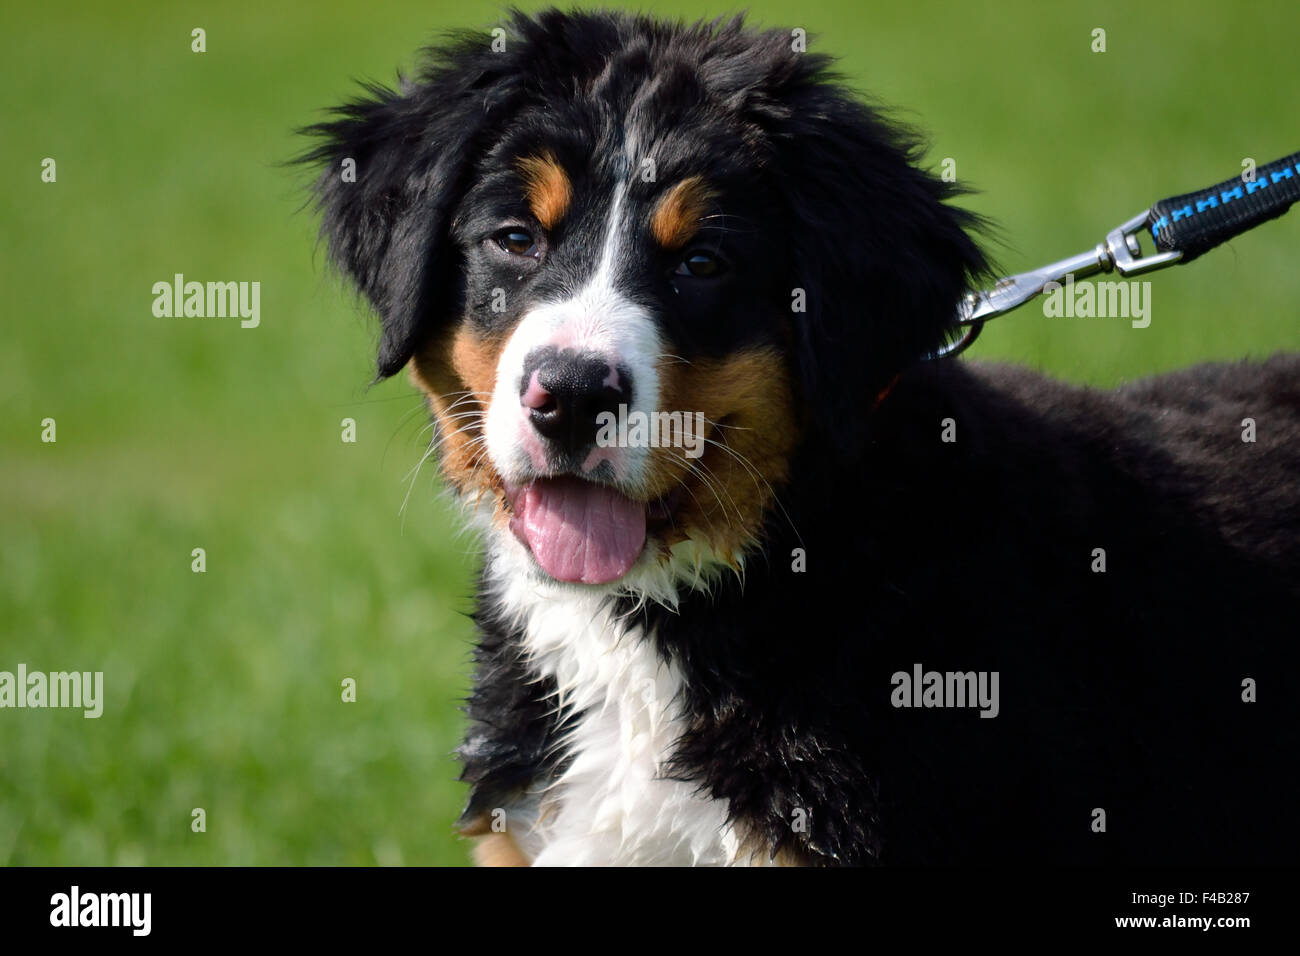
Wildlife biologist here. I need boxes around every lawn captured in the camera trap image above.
[1,0,1295,865]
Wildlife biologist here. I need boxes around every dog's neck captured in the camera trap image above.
[481,539,750,865]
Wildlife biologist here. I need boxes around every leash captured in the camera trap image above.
[930,150,1300,360]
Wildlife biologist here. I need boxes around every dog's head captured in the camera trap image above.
[303,9,985,593]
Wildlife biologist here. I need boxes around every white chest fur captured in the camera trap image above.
[488,553,743,866]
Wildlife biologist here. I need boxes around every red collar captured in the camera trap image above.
[872,373,901,411]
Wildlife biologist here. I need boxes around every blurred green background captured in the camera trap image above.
[1,0,1295,865]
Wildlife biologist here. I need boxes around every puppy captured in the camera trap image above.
[302,8,1300,865]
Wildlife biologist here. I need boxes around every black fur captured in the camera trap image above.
[639,354,1300,864]
[456,580,574,829]
[304,9,1300,864]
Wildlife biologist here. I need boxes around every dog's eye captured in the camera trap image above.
[674,251,726,278]
[495,229,539,258]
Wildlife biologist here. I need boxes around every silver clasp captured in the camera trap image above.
[927,210,1183,360]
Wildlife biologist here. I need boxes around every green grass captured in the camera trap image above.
[1,0,1296,865]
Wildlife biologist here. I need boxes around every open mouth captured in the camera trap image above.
[504,476,684,585]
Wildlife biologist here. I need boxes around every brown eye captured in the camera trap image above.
[674,250,725,278]
[496,229,538,258]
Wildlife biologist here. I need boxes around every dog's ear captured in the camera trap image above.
[299,36,525,378]
[761,59,989,445]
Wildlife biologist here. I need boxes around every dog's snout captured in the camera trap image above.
[520,347,630,454]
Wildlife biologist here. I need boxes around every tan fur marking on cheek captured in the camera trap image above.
[408,327,506,496]
[457,813,492,837]
[472,831,532,867]
[457,813,534,866]
[651,175,716,250]
[651,348,800,557]
[448,327,501,398]
[516,152,572,230]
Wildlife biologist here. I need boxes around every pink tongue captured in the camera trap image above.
[511,477,647,584]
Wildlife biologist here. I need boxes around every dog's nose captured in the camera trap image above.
[520,348,630,455]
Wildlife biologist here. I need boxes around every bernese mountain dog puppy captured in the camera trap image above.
[302,9,1300,865]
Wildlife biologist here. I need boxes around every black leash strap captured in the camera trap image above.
[931,150,1300,360]
[1149,151,1300,263]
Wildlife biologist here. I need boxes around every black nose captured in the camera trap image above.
[520,348,631,456]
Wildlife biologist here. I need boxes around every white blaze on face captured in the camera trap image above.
[483,183,663,493]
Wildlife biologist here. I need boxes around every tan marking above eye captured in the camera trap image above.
[516,152,572,230]
[651,175,717,250]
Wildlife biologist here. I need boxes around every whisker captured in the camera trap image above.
[700,435,804,546]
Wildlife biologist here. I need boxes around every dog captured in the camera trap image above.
[302,8,1300,865]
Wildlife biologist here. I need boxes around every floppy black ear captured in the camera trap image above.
[764,58,989,445]
[299,35,525,378]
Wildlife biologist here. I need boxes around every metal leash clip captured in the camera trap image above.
[929,210,1183,360]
